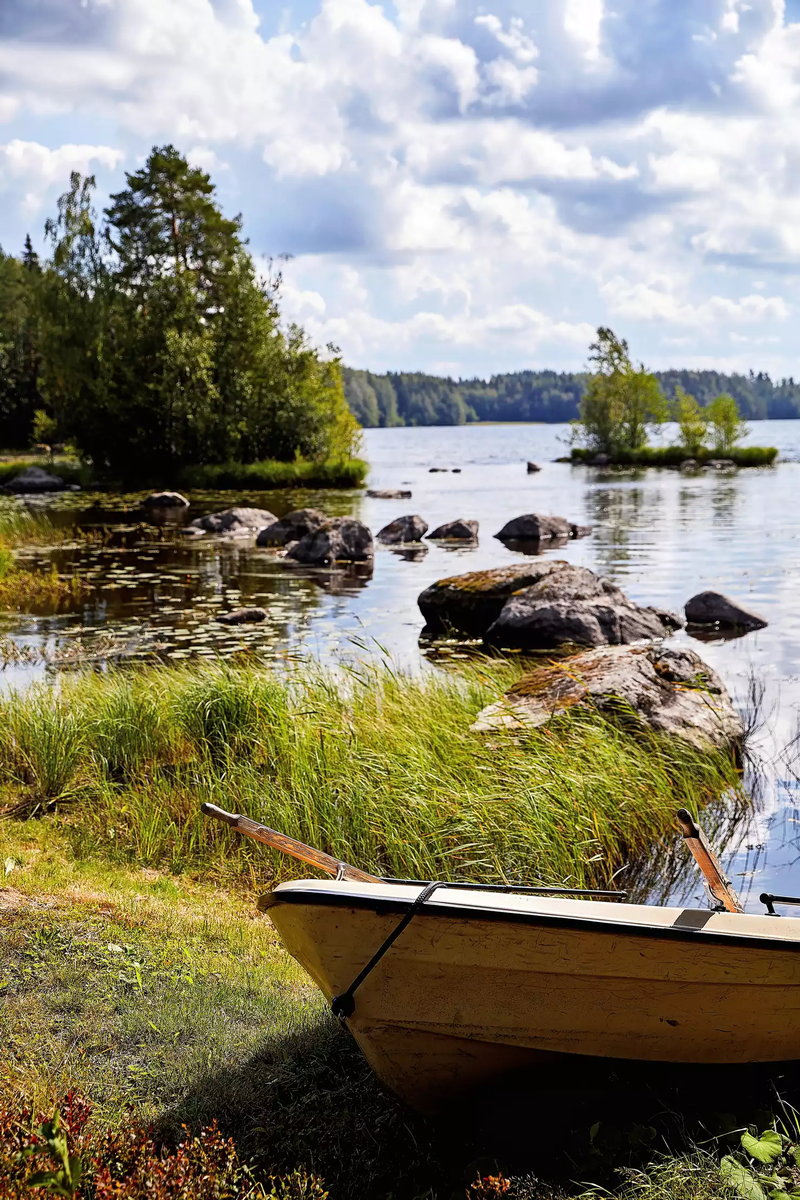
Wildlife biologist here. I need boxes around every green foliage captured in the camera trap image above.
[718,1123,800,1200]
[1,147,361,481]
[23,1111,82,1197]
[31,410,59,447]
[672,385,708,455]
[0,240,44,447]
[707,393,748,454]
[577,327,667,455]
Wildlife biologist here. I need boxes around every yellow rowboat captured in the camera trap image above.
[200,802,800,1114]
[260,878,800,1112]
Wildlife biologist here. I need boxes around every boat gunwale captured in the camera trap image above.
[263,884,800,954]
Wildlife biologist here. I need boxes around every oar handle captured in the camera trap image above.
[200,802,381,884]
[676,807,743,914]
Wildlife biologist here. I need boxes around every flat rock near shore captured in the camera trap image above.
[471,644,743,753]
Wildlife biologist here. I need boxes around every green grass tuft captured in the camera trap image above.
[0,661,743,890]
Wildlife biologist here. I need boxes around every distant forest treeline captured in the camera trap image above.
[343,367,800,426]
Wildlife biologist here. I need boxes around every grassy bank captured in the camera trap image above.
[0,454,368,492]
[180,457,368,490]
[570,446,778,467]
[0,661,743,887]
[0,506,91,612]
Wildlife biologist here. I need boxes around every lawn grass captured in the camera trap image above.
[570,446,778,467]
[0,820,747,1199]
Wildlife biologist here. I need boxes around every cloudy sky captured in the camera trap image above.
[3,0,800,379]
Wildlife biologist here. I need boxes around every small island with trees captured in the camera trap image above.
[569,327,777,468]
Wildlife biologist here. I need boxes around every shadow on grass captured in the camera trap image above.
[159,1014,800,1200]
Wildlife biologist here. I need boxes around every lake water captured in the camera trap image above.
[4,419,800,910]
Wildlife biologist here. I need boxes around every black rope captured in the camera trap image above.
[331,881,444,1020]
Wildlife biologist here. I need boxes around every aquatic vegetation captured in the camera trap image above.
[0,661,743,890]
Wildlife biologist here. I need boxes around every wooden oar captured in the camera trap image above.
[676,807,743,913]
[200,802,381,884]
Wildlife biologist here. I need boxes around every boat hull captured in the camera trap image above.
[263,881,800,1111]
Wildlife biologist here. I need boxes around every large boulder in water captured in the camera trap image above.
[685,590,767,632]
[471,644,742,754]
[257,509,327,547]
[418,562,682,647]
[377,515,428,544]
[4,466,69,494]
[287,518,373,564]
[188,507,277,536]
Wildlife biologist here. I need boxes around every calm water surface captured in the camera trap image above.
[5,419,800,909]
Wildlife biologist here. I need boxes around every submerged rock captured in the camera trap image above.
[256,508,327,547]
[216,607,268,625]
[4,466,69,494]
[471,644,743,754]
[287,518,374,564]
[377,514,428,544]
[418,561,682,648]
[366,488,412,499]
[427,519,478,541]
[685,590,767,632]
[142,491,189,508]
[188,507,277,536]
[526,462,541,473]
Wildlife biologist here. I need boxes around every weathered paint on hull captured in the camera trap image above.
[264,881,800,1111]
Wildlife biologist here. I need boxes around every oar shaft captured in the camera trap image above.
[676,808,743,914]
[200,802,381,884]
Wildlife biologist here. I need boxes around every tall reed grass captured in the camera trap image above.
[0,662,744,890]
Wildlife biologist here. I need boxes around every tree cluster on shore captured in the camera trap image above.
[344,361,800,427]
[0,146,360,482]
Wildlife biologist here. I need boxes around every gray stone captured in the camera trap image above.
[679,459,699,472]
[705,459,737,471]
[188,507,277,536]
[366,488,412,499]
[591,453,612,466]
[685,590,767,631]
[427,519,478,541]
[569,523,593,539]
[142,491,189,508]
[495,514,572,541]
[377,514,428,544]
[484,562,681,650]
[287,518,374,564]
[526,462,541,473]
[418,561,683,645]
[4,466,68,494]
[471,644,742,754]
[216,607,268,625]
[256,508,327,547]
